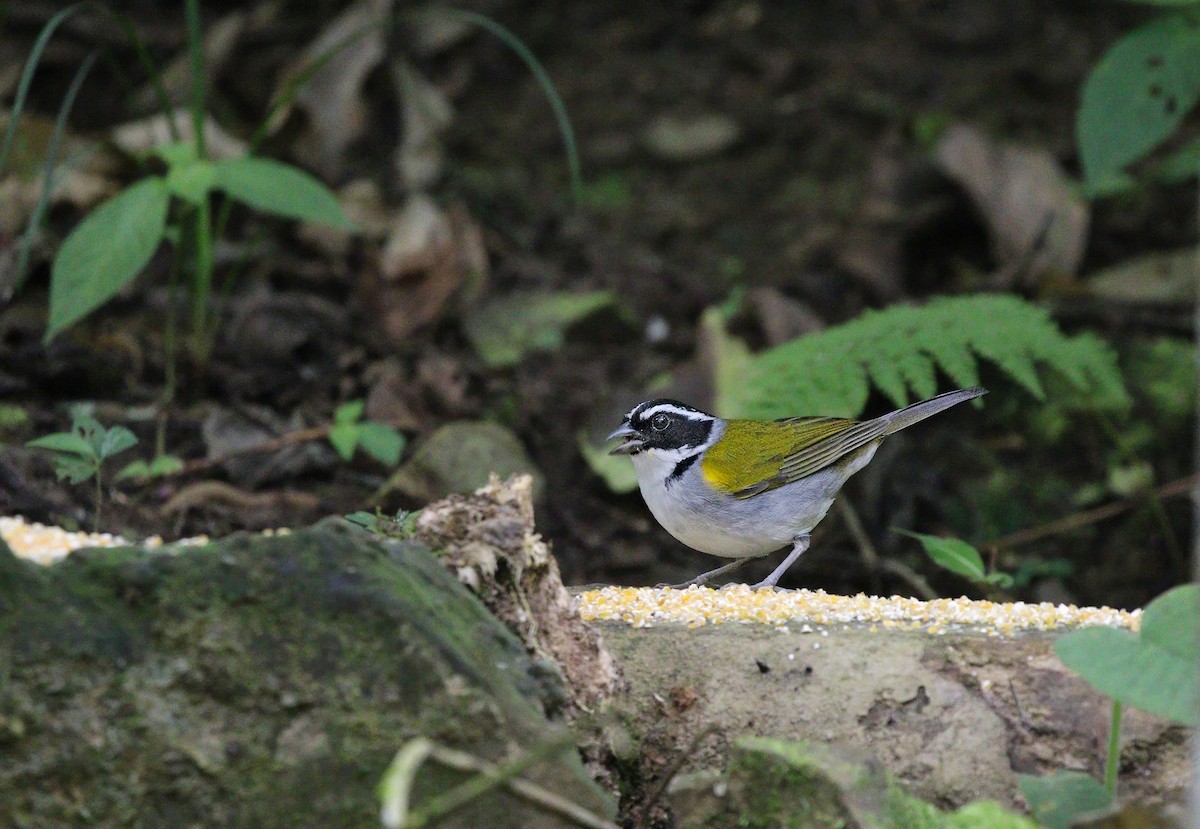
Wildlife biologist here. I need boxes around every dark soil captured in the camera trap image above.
[1,0,1193,609]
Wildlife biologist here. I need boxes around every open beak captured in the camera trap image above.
[606,423,644,455]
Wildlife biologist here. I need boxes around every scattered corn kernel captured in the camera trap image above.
[2,516,1143,634]
[577,585,1141,633]
[1,515,210,566]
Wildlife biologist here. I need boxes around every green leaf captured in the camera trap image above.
[152,141,199,166]
[463,290,615,368]
[735,295,1129,420]
[1055,584,1199,725]
[899,530,987,583]
[334,400,365,424]
[212,157,353,228]
[115,460,149,481]
[1077,14,1200,193]
[1018,771,1112,829]
[148,454,184,476]
[98,425,137,459]
[164,158,216,205]
[54,455,98,485]
[47,177,169,340]
[26,431,95,457]
[328,421,360,461]
[117,453,185,481]
[357,422,405,467]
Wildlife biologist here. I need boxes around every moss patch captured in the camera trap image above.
[0,519,612,829]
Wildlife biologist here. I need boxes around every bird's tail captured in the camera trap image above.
[880,387,987,435]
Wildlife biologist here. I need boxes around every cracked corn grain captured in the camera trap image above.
[577,585,1140,633]
[2,515,1142,634]
[0,515,210,566]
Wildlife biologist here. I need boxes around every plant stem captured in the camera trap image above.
[1105,700,1122,797]
[93,467,103,532]
[184,0,206,159]
[190,198,214,362]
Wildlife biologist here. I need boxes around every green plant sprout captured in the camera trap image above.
[1019,584,1199,827]
[896,531,1015,592]
[26,407,138,529]
[345,508,418,540]
[329,401,406,467]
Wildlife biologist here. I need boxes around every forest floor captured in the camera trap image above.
[0,0,1194,608]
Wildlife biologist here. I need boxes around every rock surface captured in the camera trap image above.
[599,621,1190,814]
[0,519,613,829]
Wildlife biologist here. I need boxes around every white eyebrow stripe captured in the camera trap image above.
[637,403,707,421]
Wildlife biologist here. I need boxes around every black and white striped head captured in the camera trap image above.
[607,399,718,456]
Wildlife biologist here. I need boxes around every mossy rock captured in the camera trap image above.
[0,520,612,829]
[674,737,1036,829]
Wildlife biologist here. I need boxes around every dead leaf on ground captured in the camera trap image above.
[132,10,247,111]
[392,58,454,191]
[462,290,615,368]
[273,0,389,178]
[1082,249,1196,306]
[111,109,248,159]
[935,123,1089,287]
[363,195,487,346]
[202,405,336,487]
[0,112,117,236]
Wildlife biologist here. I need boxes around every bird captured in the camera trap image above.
[607,387,987,589]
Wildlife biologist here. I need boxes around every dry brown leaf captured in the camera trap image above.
[276,0,389,178]
[392,59,454,191]
[111,109,248,159]
[935,123,1089,285]
[133,10,247,110]
[1083,249,1196,306]
[363,196,487,346]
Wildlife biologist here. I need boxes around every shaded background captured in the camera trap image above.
[0,0,1194,607]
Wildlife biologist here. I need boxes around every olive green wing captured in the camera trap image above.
[728,415,889,499]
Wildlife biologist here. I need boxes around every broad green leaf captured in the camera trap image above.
[47,177,169,340]
[578,431,638,494]
[358,422,405,467]
[1055,584,1199,724]
[117,453,184,481]
[212,157,353,228]
[334,400,365,424]
[54,455,98,484]
[463,290,615,368]
[1018,771,1112,829]
[899,530,987,582]
[27,431,95,457]
[148,454,184,475]
[115,460,150,481]
[164,158,216,205]
[328,421,360,461]
[152,141,199,166]
[1077,14,1200,192]
[98,425,137,459]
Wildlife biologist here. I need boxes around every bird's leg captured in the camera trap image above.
[663,555,758,589]
[751,534,811,589]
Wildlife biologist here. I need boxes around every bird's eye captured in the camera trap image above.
[650,413,670,431]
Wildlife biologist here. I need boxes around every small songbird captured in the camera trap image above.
[607,387,987,588]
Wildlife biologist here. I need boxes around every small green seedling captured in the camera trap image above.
[329,401,406,466]
[116,453,185,482]
[1019,583,1199,826]
[897,530,1014,591]
[345,508,418,539]
[26,408,138,529]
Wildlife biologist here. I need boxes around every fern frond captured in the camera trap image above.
[730,295,1130,419]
